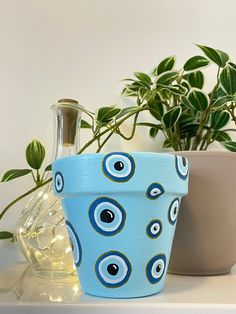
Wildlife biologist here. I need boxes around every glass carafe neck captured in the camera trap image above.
[51,99,83,160]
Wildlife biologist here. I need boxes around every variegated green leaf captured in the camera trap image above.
[187,89,209,111]
[81,120,92,128]
[26,139,45,170]
[220,65,236,95]
[184,71,204,89]
[162,106,182,128]
[212,95,236,108]
[152,56,176,76]
[223,141,236,152]
[211,111,230,130]
[1,169,32,182]
[212,131,231,142]
[96,107,121,124]
[197,44,229,68]
[156,71,179,85]
[0,231,14,240]
[183,56,209,71]
[134,72,152,85]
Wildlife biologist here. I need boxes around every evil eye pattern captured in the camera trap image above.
[54,171,64,193]
[168,198,180,225]
[146,182,165,200]
[95,251,132,288]
[175,156,189,180]
[146,254,166,284]
[89,197,126,236]
[66,221,82,267]
[146,219,162,239]
[103,152,135,182]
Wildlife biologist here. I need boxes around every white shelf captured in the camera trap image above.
[0,262,235,314]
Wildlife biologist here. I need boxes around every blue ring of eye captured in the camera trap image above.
[89,197,126,236]
[102,152,135,182]
[175,156,189,180]
[54,171,64,193]
[146,219,162,239]
[146,254,166,284]
[66,221,82,267]
[95,251,132,288]
[168,198,180,225]
[146,182,165,200]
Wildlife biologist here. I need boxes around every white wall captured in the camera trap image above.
[1,0,236,261]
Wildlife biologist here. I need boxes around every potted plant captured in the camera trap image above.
[121,44,236,275]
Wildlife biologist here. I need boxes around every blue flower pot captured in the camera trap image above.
[53,152,189,298]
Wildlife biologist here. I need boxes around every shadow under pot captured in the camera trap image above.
[53,152,189,298]
[169,151,236,275]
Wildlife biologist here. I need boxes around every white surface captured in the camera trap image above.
[0,263,235,313]
[1,0,236,260]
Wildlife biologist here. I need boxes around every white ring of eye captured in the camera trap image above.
[150,222,161,235]
[55,173,63,191]
[150,187,162,197]
[177,156,188,176]
[151,259,165,279]
[98,255,128,284]
[67,225,80,264]
[94,202,122,231]
[105,155,132,178]
[170,199,179,222]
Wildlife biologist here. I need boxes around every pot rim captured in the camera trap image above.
[171,150,236,158]
[55,151,184,163]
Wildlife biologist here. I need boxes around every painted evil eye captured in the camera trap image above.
[175,156,189,180]
[146,254,166,284]
[146,219,162,239]
[66,221,82,267]
[146,182,165,200]
[95,251,132,288]
[168,198,180,225]
[103,152,135,182]
[89,197,126,236]
[54,171,64,193]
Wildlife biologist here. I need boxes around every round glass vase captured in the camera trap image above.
[17,99,83,278]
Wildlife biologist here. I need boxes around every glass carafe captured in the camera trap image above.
[17,99,83,278]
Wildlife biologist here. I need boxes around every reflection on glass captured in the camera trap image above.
[0,264,81,303]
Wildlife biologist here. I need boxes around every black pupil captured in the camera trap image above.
[182,157,186,167]
[57,179,60,185]
[173,207,177,215]
[154,225,158,231]
[100,209,115,223]
[107,263,119,276]
[156,264,162,273]
[114,161,124,171]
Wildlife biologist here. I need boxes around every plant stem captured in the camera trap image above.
[116,113,139,140]
[36,170,41,185]
[199,135,207,150]
[96,132,114,153]
[30,171,37,184]
[223,128,236,132]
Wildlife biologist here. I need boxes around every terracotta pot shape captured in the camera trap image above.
[53,152,189,298]
[168,151,236,275]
